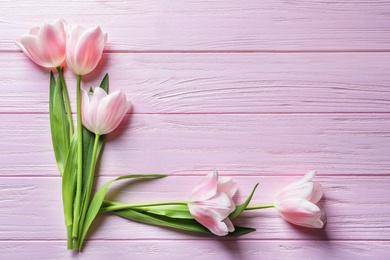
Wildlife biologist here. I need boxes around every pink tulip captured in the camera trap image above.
[81,87,131,135]
[66,25,107,75]
[188,170,237,236]
[274,171,326,228]
[15,19,67,68]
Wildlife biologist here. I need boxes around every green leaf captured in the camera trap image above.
[49,72,55,117]
[99,73,109,92]
[135,204,193,219]
[110,208,255,236]
[78,174,166,249]
[49,71,70,175]
[62,133,78,230]
[113,208,210,233]
[228,226,256,236]
[101,200,193,219]
[81,128,105,199]
[229,183,259,219]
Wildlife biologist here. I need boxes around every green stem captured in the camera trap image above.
[245,204,274,210]
[72,75,83,239]
[100,201,188,213]
[66,225,73,250]
[78,133,100,241]
[56,67,74,138]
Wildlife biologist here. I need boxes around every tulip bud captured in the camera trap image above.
[81,86,131,135]
[188,170,237,236]
[15,19,67,68]
[66,25,107,75]
[274,171,326,228]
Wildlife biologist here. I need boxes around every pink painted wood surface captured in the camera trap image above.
[2,53,390,113]
[1,114,390,176]
[1,241,389,260]
[1,1,390,51]
[1,0,390,259]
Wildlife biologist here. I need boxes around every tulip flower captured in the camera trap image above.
[81,86,131,135]
[188,170,237,236]
[15,19,67,68]
[70,25,107,241]
[273,171,326,228]
[66,25,107,75]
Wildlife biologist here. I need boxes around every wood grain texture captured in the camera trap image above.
[1,0,390,51]
[1,241,389,260]
[1,0,390,258]
[1,176,390,241]
[2,52,390,113]
[1,113,390,177]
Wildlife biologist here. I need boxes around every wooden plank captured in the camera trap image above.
[1,176,390,241]
[0,240,389,259]
[2,52,390,113]
[1,1,390,51]
[1,113,390,177]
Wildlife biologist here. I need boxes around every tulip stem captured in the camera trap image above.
[99,201,188,213]
[56,67,74,138]
[66,225,73,250]
[78,133,100,243]
[73,75,83,239]
[245,204,274,210]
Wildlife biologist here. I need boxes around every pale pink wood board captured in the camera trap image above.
[0,0,390,259]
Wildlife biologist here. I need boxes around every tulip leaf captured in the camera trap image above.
[49,71,70,175]
[49,72,55,116]
[133,204,193,219]
[62,133,78,249]
[108,208,255,236]
[81,128,105,198]
[228,226,256,236]
[110,208,210,233]
[78,174,166,249]
[99,73,109,93]
[101,200,193,219]
[229,183,259,219]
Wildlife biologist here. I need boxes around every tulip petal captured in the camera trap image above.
[74,26,105,75]
[190,170,218,201]
[15,36,49,67]
[275,199,325,228]
[310,182,323,204]
[39,23,66,66]
[95,90,129,134]
[54,19,68,33]
[218,177,237,198]
[90,87,108,110]
[192,191,233,214]
[29,26,40,35]
[16,20,67,68]
[276,198,320,215]
[283,210,325,229]
[188,207,230,236]
[81,86,130,135]
[277,182,314,202]
[273,171,325,229]
[66,25,86,74]
[81,89,95,133]
[89,87,109,133]
[223,217,235,232]
[285,171,316,190]
[188,171,237,235]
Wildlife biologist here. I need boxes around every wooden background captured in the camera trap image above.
[1,0,390,259]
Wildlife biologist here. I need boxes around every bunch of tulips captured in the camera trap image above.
[16,19,326,251]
